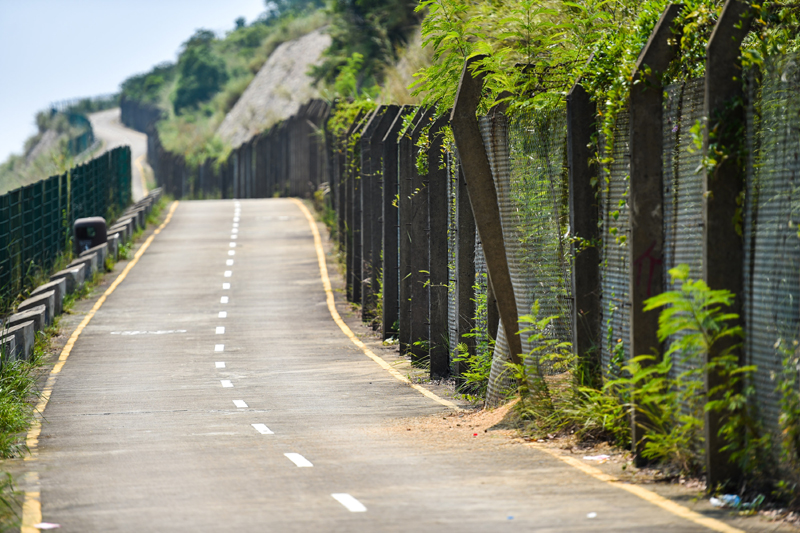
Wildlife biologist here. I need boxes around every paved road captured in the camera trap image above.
[34,199,730,531]
[88,108,147,201]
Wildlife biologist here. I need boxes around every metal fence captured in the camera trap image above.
[0,147,131,304]
[127,10,800,479]
[743,51,800,436]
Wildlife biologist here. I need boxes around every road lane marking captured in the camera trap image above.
[233,223,239,228]
[215,344,224,352]
[229,242,236,248]
[215,362,225,368]
[222,283,230,290]
[226,260,234,266]
[234,217,240,222]
[220,297,229,303]
[233,400,248,408]
[332,493,367,513]
[21,200,180,533]
[291,199,461,412]
[231,235,238,240]
[219,312,227,318]
[284,453,313,467]
[251,424,273,434]
[232,228,238,234]
[220,380,233,388]
[216,327,225,334]
[224,271,232,277]
[110,330,186,335]
[228,250,235,256]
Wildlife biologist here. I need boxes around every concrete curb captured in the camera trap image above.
[0,188,165,361]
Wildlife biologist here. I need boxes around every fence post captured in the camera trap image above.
[347,114,370,304]
[428,115,451,377]
[382,106,414,340]
[452,156,476,377]
[703,0,753,489]
[628,4,682,462]
[409,108,435,362]
[567,83,601,382]
[450,57,523,365]
[398,107,427,356]
[369,106,400,328]
[360,108,384,321]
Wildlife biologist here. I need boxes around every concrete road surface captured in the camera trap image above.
[32,199,751,532]
[88,108,148,201]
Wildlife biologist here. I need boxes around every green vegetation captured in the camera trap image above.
[312,0,422,90]
[121,3,329,166]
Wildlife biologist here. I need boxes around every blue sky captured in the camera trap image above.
[0,0,266,163]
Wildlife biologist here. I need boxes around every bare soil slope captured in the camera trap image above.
[216,29,331,148]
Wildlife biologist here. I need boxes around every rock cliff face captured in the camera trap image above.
[216,29,331,148]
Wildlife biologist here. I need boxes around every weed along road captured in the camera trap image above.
[28,199,741,532]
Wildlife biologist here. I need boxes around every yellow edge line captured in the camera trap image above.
[292,199,461,411]
[20,201,179,533]
[533,444,744,532]
[135,154,149,197]
[293,197,741,533]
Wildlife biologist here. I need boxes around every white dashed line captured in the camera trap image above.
[233,400,248,408]
[233,223,239,228]
[219,311,227,318]
[229,242,236,248]
[231,235,238,240]
[332,494,367,513]
[232,228,238,234]
[251,424,273,435]
[222,283,230,290]
[233,217,240,222]
[220,380,233,388]
[215,344,224,352]
[224,271,232,277]
[220,296,229,304]
[228,250,235,256]
[226,259,234,266]
[284,453,313,468]
[215,362,225,368]
[216,327,225,334]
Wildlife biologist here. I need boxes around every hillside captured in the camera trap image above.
[216,29,331,148]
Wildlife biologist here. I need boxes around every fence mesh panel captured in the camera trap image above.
[507,106,573,372]
[662,78,706,378]
[743,52,800,435]
[599,110,631,373]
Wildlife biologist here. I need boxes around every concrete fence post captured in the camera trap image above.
[427,115,451,377]
[567,83,601,381]
[409,108,435,363]
[360,108,384,321]
[703,0,753,489]
[450,57,523,365]
[398,107,427,356]
[452,158,477,377]
[382,106,414,340]
[628,3,682,462]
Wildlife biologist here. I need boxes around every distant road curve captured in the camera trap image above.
[88,108,149,202]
